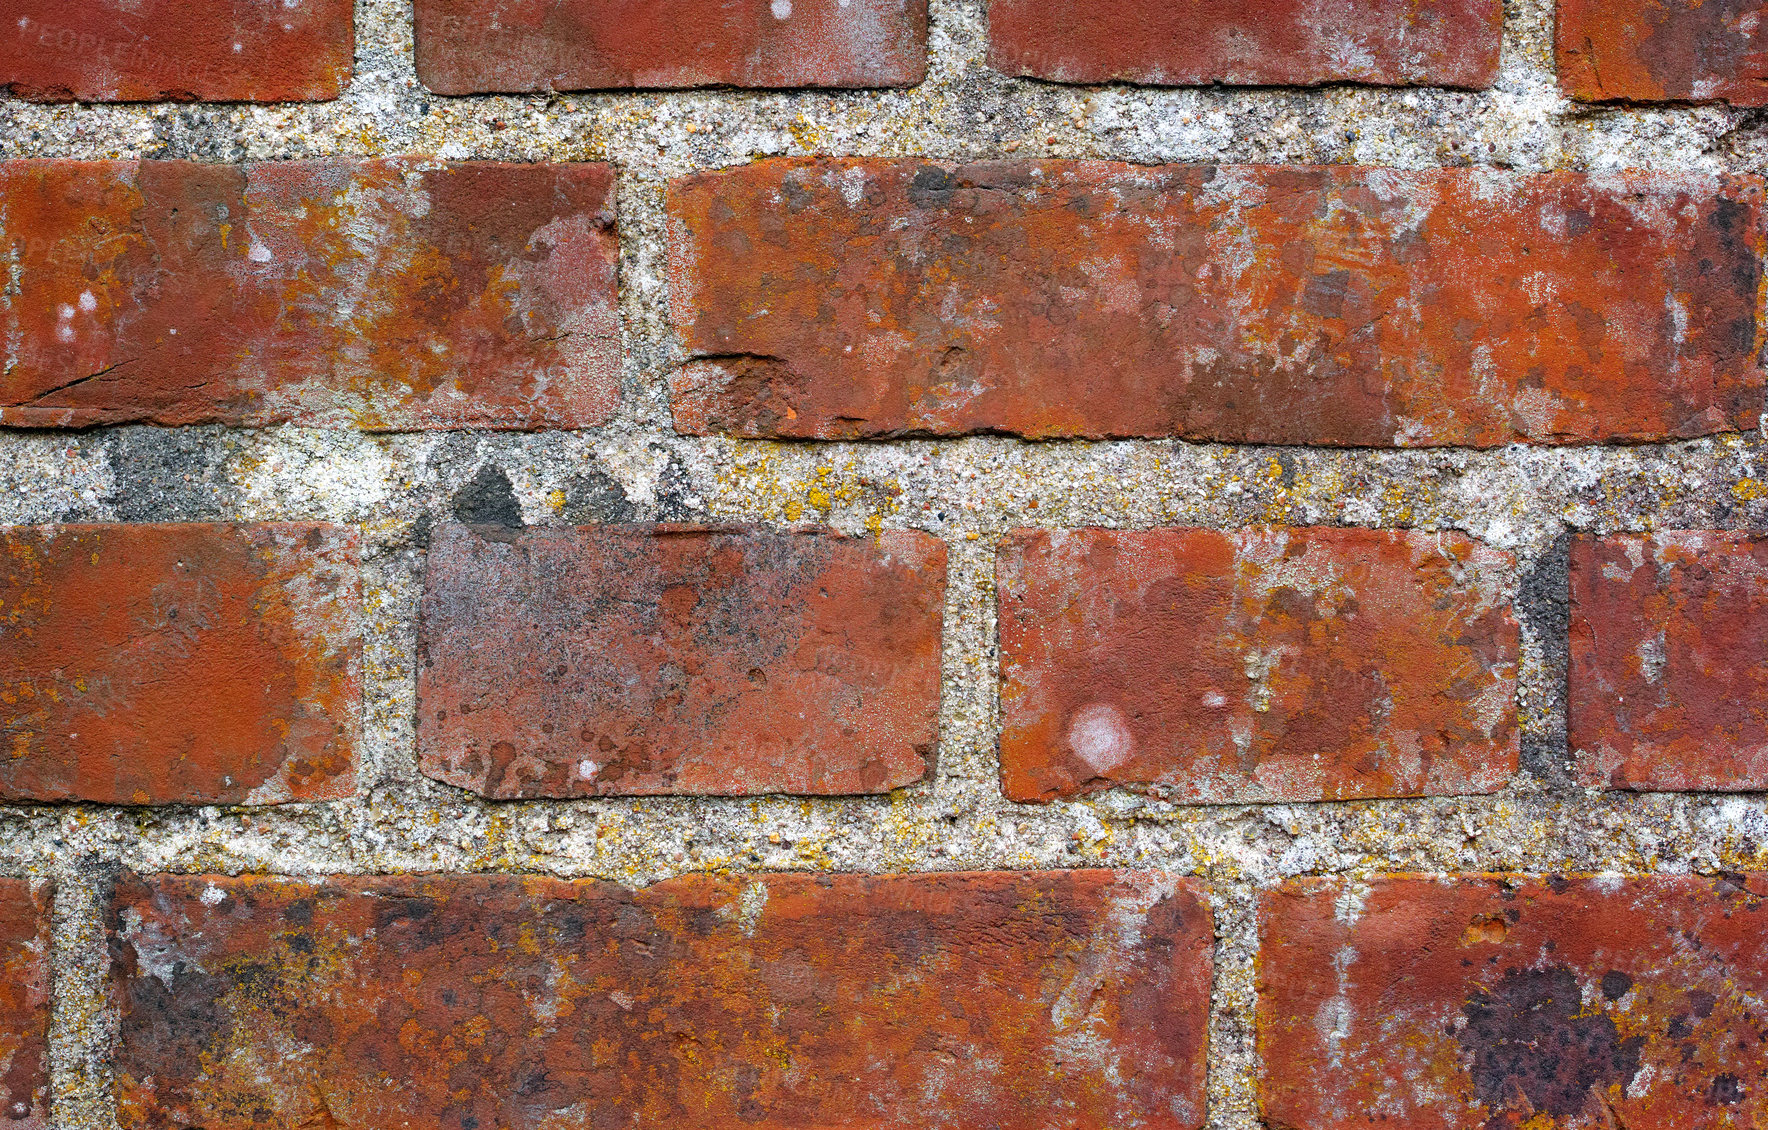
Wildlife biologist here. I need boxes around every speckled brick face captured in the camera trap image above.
[417,523,946,797]
[0,524,360,805]
[667,161,1763,446]
[414,0,928,93]
[1,0,353,102]
[997,528,1519,803]
[1259,874,1768,1129]
[1558,0,1768,105]
[0,159,619,429]
[1570,532,1768,790]
[110,870,1212,1130]
[988,0,1500,88]
[0,881,50,1129]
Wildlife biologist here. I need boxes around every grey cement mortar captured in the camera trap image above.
[6,0,1768,1125]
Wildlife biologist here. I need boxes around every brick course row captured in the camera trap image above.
[5,159,1763,442]
[6,522,1768,805]
[5,871,1766,1126]
[8,1,1765,103]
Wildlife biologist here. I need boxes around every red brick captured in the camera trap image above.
[414,0,928,93]
[0,524,360,805]
[1,1,351,102]
[1569,532,1768,790]
[1259,874,1768,1129]
[0,160,619,430]
[110,869,1211,1130]
[989,0,1499,89]
[417,523,945,797]
[0,881,50,1129]
[1559,0,1768,104]
[667,161,1763,446]
[997,528,1518,803]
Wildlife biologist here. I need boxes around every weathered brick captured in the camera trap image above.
[997,528,1518,803]
[0,524,360,805]
[1559,0,1768,104]
[667,161,1763,446]
[0,881,50,1129]
[414,0,928,93]
[111,869,1211,1129]
[988,0,1499,89]
[0,160,619,429]
[2,1,352,102]
[1570,532,1768,790]
[1260,874,1768,1128]
[417,523,946,797]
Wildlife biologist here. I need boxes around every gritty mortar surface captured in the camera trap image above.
[5,0,1768,1126]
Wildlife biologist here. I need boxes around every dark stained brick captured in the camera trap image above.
[110,870,1212,1129]
[989,0,1500,89]
[0,524,360,805]
[0,881,50,1129]
[667,160,1763,446]
[1559,0,1768,105]
[2,0,352,102]
[417,523,946,797]
[414,0,928,93]
[0,160,619,430]
[1570,532,1768,790]
[997,527,1518,803]
[1260,874,1768,1129]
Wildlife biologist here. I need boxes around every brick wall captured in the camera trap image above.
[5,1,1768,1127]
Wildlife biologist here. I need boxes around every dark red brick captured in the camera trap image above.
[667,160,1763,447]
[1260,874,1768,1129]
[1,0,352,102]
[0,160,619,430]
[997,528,1518,803]
[417,523,946,797]
[989,0,1499,89]
[414,0,928,93]
[110,869,1211,1130]
[1570,532,1768,790]
[1559,0,1768,104]
[0,881,49,1129]
[0,524,359,805]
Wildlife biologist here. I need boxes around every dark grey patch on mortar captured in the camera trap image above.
[145,110,250,162]
[103,427,234,522]
[452,464,525,530]
[652,451,701,523]
[559,467,637,525]
[1517,533,1572,787]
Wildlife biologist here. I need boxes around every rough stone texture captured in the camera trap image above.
[0,523,360,805]
[1558,0,1768,105]
[1570,532,1768,791]
[0,880,50,1129]
[1,1,353,103]
[988,0,1501,89]
[418,523,946,796]
[998,527,1519,803]
[668,160,1764,446]
[0,159,619,430]
[1260,874,1768,1129]
[11,2,1768,1129]
[414,0,929,94]
[110,869,1211,1130]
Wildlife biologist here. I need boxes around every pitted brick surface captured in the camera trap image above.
[0,523,360,804]
[667,160,1763,446]
[418,523,946,797]
[1260,874,1768,1129]
[111,870,1212,1130]
[0,160,619,429]
[997,527,1519,803]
